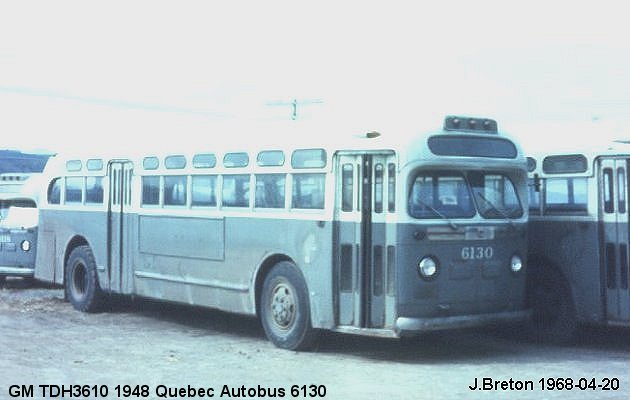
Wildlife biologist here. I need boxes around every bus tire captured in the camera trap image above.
[65,245,105,313]
[529,266,577,343]
[260,262,319,351]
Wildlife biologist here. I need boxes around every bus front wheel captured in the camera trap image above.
[260,262,319,351]
[65,245,105,313]
[529,266,577,343]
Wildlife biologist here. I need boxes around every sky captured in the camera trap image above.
[2,1,630,154]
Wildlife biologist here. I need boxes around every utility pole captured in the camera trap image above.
[266,98,323,120]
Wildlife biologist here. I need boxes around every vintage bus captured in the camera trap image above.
[0,174,40,283]
[527,141,630,341]
[0,150,51,283]
[33,117,529,350]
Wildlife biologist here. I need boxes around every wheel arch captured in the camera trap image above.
[526,251,586,342]
[526,254,574,304]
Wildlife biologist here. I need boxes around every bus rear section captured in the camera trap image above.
[333,117,529,337]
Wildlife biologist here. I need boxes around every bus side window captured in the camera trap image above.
[545,177,588,214]
[65,177,83,204]
[142,176,160,206]
[48,178,62,205]
[164,176,187,206]
[86,177,104,204]
[292,173,325,209]
[223,174,250,207]
[191,175,217,207]
[255,174,286,209]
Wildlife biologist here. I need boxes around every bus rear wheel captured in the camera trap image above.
[260,262,319,351]
[65,245,105,313]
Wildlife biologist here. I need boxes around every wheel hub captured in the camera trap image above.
[271,283,296,330]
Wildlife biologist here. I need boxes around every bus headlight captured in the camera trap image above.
[418,256,439,280]
[21,240,31,252]
[510,254,523,273]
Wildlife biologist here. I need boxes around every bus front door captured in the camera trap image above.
[108,161,134,294]
[599,158,630,323]
[335,153,396,330]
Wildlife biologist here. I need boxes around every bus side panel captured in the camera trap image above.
[133,215,231,307]
[35,209,109,286]
[34,228,57,283]
[281,218,334,329]
[529,219,603,323]
[131,216,334,328]
[137,215,225,260]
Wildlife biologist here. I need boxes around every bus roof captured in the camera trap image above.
[42,117,526,174]
[0,150,52,174]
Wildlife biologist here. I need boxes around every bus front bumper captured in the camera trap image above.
[395,309,531,334]
[0,265,34,277]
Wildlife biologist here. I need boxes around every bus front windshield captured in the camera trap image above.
[408,171,523,220]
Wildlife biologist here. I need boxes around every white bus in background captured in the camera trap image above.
[0,177,44,284]
[33,117,529,350]
[0,150,51,283]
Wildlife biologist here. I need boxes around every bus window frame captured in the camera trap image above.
[542,176,589,216]
[407,172,476,220]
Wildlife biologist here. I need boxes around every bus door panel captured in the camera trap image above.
[108,161,134,294]
[368,154,396,329]
[599,158,630,322]
[335,154,362,326]
[335,152,396,329]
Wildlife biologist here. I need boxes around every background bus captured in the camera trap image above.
[0,150,51,283]
[527,142,630,341]
[34,117,529,350]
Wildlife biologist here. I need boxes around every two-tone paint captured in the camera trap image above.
[34,118,529,348]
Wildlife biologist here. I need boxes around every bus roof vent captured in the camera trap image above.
[443,116,498,134]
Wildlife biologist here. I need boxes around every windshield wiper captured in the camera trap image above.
[475,191,515,229]
[415,199,458,230]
